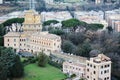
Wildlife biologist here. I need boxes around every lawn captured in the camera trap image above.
[22,64,66,80]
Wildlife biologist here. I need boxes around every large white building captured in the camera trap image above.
[4,10,61,55]
[63,54,112,80]
[41,11,72,22]
[74,11,108,29]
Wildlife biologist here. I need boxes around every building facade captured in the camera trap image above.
[63,54,112,80]
[86,54,111,80]
[114,21,120,32]
[4,10,61,55]
[63,62,86,78]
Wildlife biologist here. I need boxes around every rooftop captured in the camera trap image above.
[31,32,61,40]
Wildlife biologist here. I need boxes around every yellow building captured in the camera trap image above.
[4,10,61,55]
[22,10,42,32]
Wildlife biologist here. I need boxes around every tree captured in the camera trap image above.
[62,40,76,54]
[0,36,4,46]
[80,42,92,57]
[43,20,59,26]
[49,29,65,35]
[37,52,49,67]
[10,55,24,78]
[62,19,81,32]
[0,47,24,79]
[107,26,113,34]
[86,23,104,31]
[68,32,86,45]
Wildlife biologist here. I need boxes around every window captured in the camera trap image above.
[94,66,96,68]
[101,71,103,74]
[87,63,89,66]
[104,70,107,74]
[7,39,9,42]
[108,64,110,67]
[94,78,95,80]
[8,44,9,46]
[87,69,89,72]
[107,77,109,79]
[14,39,16,42]
[14,44,16,46]
[104,78,106,80]
[90,64,92,67]
[93,71,96,74]
[101,66,103,68]
[105,65,107,68]
[87,76,89,78]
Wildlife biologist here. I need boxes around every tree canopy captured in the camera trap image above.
[37,51,49,67]
[0,47,24,80]
[62,18,81,32]
[2,18,24,27]
[43,20,59,26]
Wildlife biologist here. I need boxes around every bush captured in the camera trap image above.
[48,60,62,69]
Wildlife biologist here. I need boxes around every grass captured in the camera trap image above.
[21,64,66,80]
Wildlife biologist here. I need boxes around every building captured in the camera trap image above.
[95,0,103,4]
[63,62,86,78]
[0,0,3,4]
[74,11,108,29]
[114,21,120,32]
[107,14,120,29]
[44,0,54,4]
[63,54,112,80]
[22,10,42,32]
[4,10,61,55]
[86,54,111,80]
[27,32,61,55]
[41,11,72,22]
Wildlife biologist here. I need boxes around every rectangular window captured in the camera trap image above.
[14,39,16,42]
[8,39,9,42]
[14,44,16,46]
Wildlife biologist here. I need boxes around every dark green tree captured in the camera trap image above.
[43,20,59,26]
[86,23,104,31]
[49,29,65,35]
[62,40,76,54]
[37,51,49,67]
[0,47,24,79]
[62,19,81,32]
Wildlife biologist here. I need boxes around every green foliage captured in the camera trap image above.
[0,47,24,79]
[62,40,76,53]
[0,24,6,36]
[23,64,66,80]
[49,29,65,35]
[107,26,113,34]
[37,52,49,67]
[9,55,24,78]
[62,18,81,31]
[68,33,86,45]
[43,20,59,26]
[0,36,4,46]
[2,18,24,27]
[48,60,62,69]
[70,74,76,78]
[86,23,104,31]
